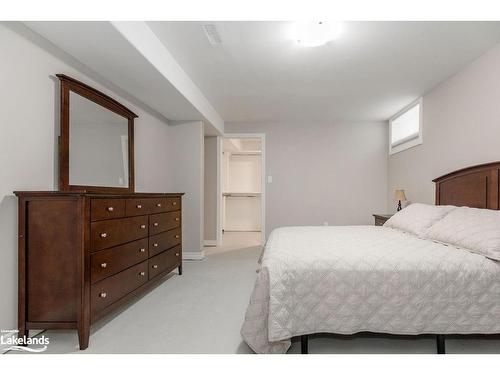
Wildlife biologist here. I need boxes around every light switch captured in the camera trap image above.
[267,175,273,183]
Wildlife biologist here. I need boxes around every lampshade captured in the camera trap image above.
[395,189,407,201]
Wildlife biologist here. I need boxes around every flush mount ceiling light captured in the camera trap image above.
[292,21,342,47]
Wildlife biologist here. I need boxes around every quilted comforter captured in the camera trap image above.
[241,226,500,353]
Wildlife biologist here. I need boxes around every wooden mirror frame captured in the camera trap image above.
[57,74,137,193]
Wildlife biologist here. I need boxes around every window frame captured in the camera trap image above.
[389,97,423,155]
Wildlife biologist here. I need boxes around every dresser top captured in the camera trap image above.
[14,191,184,198]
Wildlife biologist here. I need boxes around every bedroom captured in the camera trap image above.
[2,0,500,372]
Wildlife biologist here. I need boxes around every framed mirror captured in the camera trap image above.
[57,74,137,193]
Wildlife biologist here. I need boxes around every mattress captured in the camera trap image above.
[241,226,500,353]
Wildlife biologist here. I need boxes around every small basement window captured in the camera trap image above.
[389,98,423,154]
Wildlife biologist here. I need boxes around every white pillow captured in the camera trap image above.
[425,207,500,261]
[383,203,456,237]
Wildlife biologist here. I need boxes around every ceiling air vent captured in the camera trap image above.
[202,24,222,45]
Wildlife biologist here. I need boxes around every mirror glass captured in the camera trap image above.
[69,91,129,188]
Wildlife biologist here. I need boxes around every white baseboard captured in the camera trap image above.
[182,251,205,260]
[204,240,217,247]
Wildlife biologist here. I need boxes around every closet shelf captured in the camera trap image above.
[223,192,261,197]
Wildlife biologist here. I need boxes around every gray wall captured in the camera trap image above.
[388,44,500,210]
[204,136,218,242]
[169,122,205,255]
[0,23,203,334]
[225,121,388,236]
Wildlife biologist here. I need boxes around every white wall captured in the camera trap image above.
[0,23,204,335]
[225,121,388,236]
[170,122,205,256]
[388,44,500,210]
[204,136,218,242]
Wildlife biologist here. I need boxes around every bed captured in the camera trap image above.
[241,162,500,354]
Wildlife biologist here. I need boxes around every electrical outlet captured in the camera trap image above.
[323,221,329,226]
[267,175,273,183]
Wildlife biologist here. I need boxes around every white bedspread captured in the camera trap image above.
[241,226,500,353]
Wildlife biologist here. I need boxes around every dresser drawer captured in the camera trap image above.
[150,198,168,214]
[91,216,149,251]
[91,199,126,221]
[165,197,181,212]
[149,247,181,280]
[149,211,181,235]
[90,238,149,284]
[149,227,181,257]
[125,197,180,216]
[91,261,148,316]
[125,198,154,216]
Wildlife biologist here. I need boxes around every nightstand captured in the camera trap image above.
[373,214,393,226]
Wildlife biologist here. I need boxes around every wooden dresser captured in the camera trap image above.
[15,191,184,350]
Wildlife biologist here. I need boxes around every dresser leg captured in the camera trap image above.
[78,326,90,350]
[178,263,183,275]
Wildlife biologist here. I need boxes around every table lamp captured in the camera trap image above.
[395,189,406,211]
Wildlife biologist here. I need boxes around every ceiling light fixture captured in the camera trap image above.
[292,21,342,47]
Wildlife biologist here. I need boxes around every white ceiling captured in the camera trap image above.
[148,21,500,122]
[22,21,500,128]
[23,21,224,135]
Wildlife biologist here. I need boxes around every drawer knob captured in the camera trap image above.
[140,248,146,253]
[175,217,180,222]
[140,224,146,229]
[107,206,114,212]
[153,243,159,247]
[172,201,177,206]
[175,235,180,239]
[99,292,107,298]
[100,262,107,268]
[156,203,162,207]
[175,253,180,257]
[136,204,142,209]
[139,271,146,276]
[152,264,158,269]
[153,222,159,227]
[100,233,107,238]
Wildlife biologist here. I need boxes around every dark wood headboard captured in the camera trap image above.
[433,162,500,209]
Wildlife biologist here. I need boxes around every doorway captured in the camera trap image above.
[220,134,265,247]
